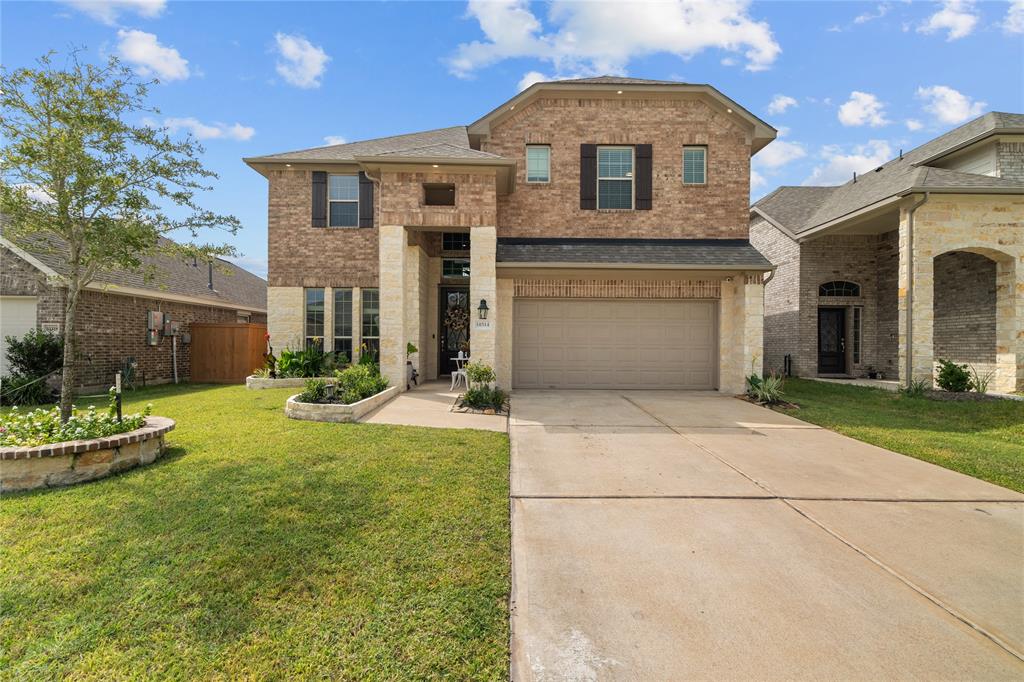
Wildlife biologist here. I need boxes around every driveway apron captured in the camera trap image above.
[509,390,1024,681]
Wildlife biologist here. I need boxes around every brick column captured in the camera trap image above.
[378,225,407,390]
[897,210,935,387]
[470,226,497,371]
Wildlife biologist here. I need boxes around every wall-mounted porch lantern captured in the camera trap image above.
[478,299,489,320]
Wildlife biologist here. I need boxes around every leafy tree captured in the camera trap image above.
[0,50,240,420]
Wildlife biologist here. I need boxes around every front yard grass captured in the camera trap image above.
[775,378,1024,493]
[0,384,510,679]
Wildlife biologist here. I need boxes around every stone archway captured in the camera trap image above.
[930,247,1018,393]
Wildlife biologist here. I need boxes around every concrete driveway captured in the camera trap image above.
[509,390,1024,680]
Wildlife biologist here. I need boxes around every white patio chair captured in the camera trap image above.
[450,351,468,391]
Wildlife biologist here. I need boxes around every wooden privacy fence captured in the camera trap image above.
[190,323,266,384]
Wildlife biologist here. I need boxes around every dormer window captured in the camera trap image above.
[597,146,633,209]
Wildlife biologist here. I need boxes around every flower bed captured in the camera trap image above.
[285,386,399,423]
[246,375,335,390]
[0,416,175,493]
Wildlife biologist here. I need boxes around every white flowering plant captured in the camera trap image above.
[0,388,152,447]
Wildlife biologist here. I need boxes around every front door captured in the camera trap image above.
[439,286,470,375]
[817,307,846,374]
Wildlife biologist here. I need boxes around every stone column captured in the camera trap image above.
[426,258,441,380]
[404,242,427,382]
[718,275,764,394]
[267,286,304,351]
[378,225,407,390]
[897,210,935,387]
[469,226,497,371]
[495,278,514,388]
[743,275,765,379]
[994,258,1022,392]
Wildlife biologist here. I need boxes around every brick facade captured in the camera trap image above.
[997,141,1024,182]
[933,251,996,374]
[2,246,266,390]
[483,95,750,239]
[379,170,497,228]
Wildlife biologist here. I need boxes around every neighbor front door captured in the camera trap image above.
[439,287,470,375]
[817,307,846,374]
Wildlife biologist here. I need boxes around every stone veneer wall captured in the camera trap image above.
[932,251,997,374]
[483,94,751,239]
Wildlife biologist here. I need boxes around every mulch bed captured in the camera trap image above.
[735,394,800,410]
[922,390,1003,402]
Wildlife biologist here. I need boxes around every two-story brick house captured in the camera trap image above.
[245,76,777,393]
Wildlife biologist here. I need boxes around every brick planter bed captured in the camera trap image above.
[246,375,335,390]
[284,386,400,423]
[0,417,175,493]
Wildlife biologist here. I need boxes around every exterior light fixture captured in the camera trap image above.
[285,163,292,167]
[726,108,733,114]
[616,90,623,94]
[478,299,489,320]
[432,164,439,168]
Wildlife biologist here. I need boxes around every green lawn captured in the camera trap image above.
[0,384,510,680]
[775,379,1024,493]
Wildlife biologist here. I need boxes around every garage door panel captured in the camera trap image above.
[514,299,718,390]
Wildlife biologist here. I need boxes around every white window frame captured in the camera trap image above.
[597,146,634,210]
[361,287,380,361]
[333,288,353,361]
[682,146,707,185]
[328,174,359,228]
[526,144,551,183]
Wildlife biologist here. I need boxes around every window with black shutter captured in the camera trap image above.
[580,144,597,210]
[311,171,327,227]
[358,171,374,227]
[635,144,652,210]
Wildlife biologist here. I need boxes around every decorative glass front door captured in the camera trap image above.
[439,287,470,375]
[817,307,846,374]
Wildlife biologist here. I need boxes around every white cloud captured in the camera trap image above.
[274,33,330,89]
[13,183,56,204]
[518,70,548,91]
[116,29,189,81]
[854,2,891,24]
[918,0,978,41]
[750,169,766,189]
[226,254,268,278]
[755,139,807,169]
[447,0,781,82]
[766,94,797,115]
[837,91,890,127]
[1003,0,1024,33]
[62,0,165,25]
[804,140,892,186]
[905,118,924,131]
[916,85,986,124]
[323,135,347,145]
[162,117,254,141]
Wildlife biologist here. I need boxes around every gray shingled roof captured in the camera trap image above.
[369,143,505,160]
[496,238,773,269]
[2,226,267,310]
[245,126,473,162]
[753,112,1024,235]
[543,75,690,86]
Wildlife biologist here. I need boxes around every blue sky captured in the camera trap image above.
[3,0,1022,277]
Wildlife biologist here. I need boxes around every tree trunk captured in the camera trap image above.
[58,284,80,422]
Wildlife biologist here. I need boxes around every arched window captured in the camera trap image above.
[818,280,860,297]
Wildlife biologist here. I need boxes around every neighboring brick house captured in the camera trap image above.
[750,112,1024,393]
[245,76,778,393]
[1,227,267,390]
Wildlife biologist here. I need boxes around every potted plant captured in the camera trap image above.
[406,342,419,389]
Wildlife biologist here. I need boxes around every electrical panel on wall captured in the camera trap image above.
[147,311,164,346]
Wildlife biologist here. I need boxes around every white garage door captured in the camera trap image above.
[513,299,718,389]
[0,297,39,377]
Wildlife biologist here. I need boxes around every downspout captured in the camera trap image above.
[904,192,930,387]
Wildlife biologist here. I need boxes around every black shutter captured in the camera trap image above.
[358,172,374,228]
[635,144,652,210]
[580,144,597,210]
[311,171,327,227]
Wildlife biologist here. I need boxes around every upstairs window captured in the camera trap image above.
[818,281,861,297]
[526,145,551,183]
[683,146,707,185]
[442,232,470,251]
[424,183,456,206]
[328,175,359,227]
[597,146,633,209]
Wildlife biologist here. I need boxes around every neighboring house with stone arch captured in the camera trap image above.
[750,112,1024,393]
[246,76,778,394]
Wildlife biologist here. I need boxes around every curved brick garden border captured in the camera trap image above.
[0,417,175,493]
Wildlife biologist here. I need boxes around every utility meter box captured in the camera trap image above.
[163,319,180,336]
[147,311,164,346]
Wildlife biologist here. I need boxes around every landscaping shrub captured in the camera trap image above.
[936,359,971,392]
[4,329,63,378]
[461,385,508,412]
[969,365,994,394]
[0,389,151,447]
[746,372,785,404]
[277,343,330,378]
[465,361,496,386]
[296,378,330,404]
[335,364,388,405]
[1,329,63,405]
[898,378,929,398]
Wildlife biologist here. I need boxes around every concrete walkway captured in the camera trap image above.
[361,380,507,432]
[510,390,1024,680]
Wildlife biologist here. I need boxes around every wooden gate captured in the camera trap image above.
[190,323,267,384]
